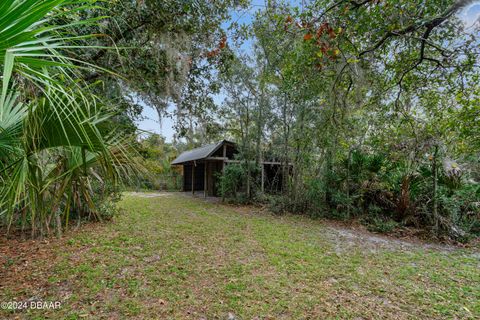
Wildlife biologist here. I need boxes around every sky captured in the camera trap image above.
[135,0,264,142]
[136,1,480,142]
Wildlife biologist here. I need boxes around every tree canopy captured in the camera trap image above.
[168,0,480,240]
[1,0,478,241]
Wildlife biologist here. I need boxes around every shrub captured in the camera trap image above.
[217,163,245,198]
[305,178,327,217]
[89,181,123,221]
[261,148,478,241]
[362,216,399,233]
[217,162,260,202]
[436,183,480,239]
[267,195,291,214]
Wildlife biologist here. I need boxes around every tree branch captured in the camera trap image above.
[359,0,472,56]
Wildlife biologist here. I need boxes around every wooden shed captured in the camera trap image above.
[171,140,287,197]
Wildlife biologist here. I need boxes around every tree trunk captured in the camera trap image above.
[282,93,289,194]
[432,144,439,233]
[55,213,62,238]
[346,149,351,218]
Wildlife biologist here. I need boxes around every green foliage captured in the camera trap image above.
[217,164,246,200]
[214,0,480,242]
[436,184,480,239]
[363,216,399,234]
[304,178,328,217]
[0,1,139,238]
[270,146,478,240]
[217,159,262,203]
[90,180,123,221]
[134,134,182,191]
[73,0,247,143]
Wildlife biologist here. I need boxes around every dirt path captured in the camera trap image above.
[226,197,473,254]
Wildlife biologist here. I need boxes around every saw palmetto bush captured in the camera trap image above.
[294,148,479,239]
[0,0,139,237]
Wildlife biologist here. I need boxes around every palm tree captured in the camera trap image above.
[0,0,139,237]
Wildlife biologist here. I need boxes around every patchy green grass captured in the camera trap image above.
[1,192,479,319]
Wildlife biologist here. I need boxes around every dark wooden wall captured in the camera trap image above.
[206,161,223,196]
[182,163,205,191]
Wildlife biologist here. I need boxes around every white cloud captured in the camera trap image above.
[460,2,480,27]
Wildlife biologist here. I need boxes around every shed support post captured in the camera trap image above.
[192,161,195,196]
[204,162,207,198]
[182,165,185,191]
[222,145,226,202]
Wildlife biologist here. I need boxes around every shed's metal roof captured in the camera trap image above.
[171,140,233,165]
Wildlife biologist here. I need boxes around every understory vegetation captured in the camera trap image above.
[135,134,182,191]
[219,149,480,242]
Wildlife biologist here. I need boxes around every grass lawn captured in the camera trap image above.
[1,192,479,319]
